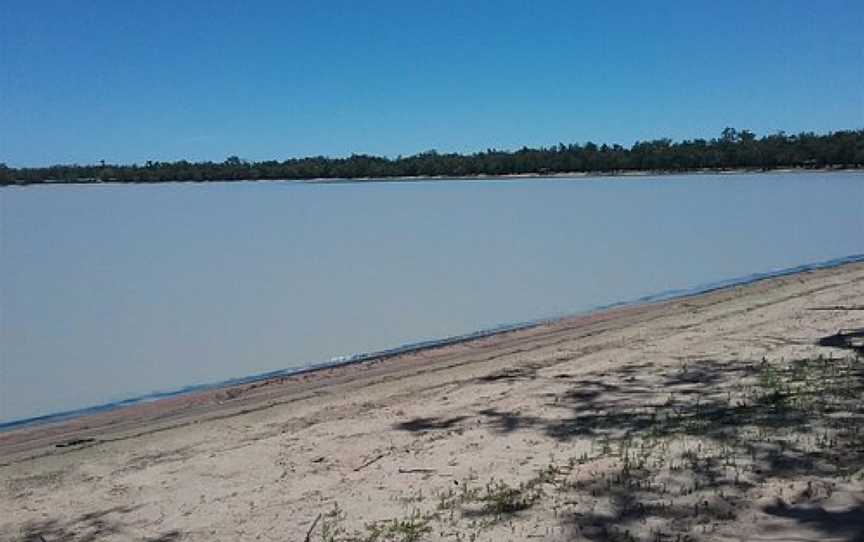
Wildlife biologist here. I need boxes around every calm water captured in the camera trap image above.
[1,173,862,424]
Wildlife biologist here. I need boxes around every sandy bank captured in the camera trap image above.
[2,262,863,541]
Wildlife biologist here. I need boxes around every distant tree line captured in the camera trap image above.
[2,128,863,186]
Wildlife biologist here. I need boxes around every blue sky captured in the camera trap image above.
[2,0,862,167]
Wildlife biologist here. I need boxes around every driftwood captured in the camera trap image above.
[353,453,386,472]
[303,513,321,542]
[397,467,437,474]
[55,438,96,448]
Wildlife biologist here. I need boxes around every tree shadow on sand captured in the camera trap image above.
[480,355,863,473]
[818,328,864,356]
[20,505,182,542]
[394,416,467,432]
[762,499,864,542]
[394,350,864,540]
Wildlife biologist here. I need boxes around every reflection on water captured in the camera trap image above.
[1,172,862,423]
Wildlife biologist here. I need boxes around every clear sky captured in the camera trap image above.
[2,0,862,167]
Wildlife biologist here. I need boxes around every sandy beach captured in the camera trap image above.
[2,261,863,541]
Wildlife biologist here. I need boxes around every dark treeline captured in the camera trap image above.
[2,128,863,185]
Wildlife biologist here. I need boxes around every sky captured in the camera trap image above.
[1,0,862,167]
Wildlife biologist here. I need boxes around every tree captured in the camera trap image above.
[3,129,863,186]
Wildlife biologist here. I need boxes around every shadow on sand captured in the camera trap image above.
[21,506,182,542]
[394,347,864,540]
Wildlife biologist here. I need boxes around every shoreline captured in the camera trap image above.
[3,165,861,188]
[2,259,863,540]
[0,295,664,463]
[301,165,862,185]
[3,253,862,437]
[2,254,862,461]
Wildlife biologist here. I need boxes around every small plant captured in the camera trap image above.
[478,479,542,517]
[363,510,432,542]
[320,502,347,542]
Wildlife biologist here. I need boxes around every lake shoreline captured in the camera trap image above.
[3,165,860,188]
[2,253,862,440]
[1,256,861,459]
[2,259,863,541]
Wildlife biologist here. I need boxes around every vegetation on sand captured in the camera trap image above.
[309,351,864,541]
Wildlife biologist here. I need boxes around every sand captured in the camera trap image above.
[2,262,863,541]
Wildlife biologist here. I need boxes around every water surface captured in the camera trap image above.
[2,172,862,424]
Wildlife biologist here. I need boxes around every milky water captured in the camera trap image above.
[1,172,862,424]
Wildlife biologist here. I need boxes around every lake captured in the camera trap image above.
[1,172,862,425]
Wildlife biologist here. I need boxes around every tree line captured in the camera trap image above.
[2,128,862,186]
